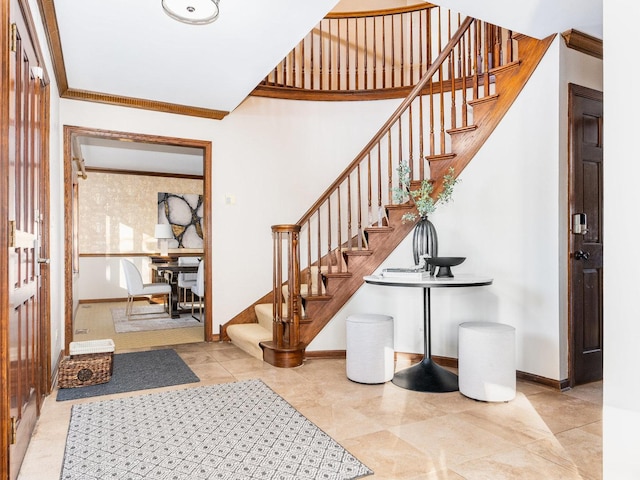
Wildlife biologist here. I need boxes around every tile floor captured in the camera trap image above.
[18,339,602,480]
[17,301,602,479]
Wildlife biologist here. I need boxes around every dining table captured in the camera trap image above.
[150,262,199,318]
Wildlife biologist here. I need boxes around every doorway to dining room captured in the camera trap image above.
[62,126,213,355]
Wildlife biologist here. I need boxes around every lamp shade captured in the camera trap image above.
[155,223,174,239]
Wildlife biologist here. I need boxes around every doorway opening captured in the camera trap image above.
[63,126,214,355]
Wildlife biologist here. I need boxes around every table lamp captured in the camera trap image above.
[155,223,174,257]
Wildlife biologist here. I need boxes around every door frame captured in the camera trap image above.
[62,126,214,356]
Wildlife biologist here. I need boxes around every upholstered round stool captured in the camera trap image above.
[346,314,394,384]
[458,321,516,402]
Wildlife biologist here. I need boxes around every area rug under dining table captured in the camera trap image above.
[60,378,373,480]
[111,305,202,333]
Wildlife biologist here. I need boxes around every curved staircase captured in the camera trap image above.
[222,10,555,366]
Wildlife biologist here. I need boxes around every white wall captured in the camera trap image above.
[603,1,640,478]
[78,257,154,300]
[58,96,402,336]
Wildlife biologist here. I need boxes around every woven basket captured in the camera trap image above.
[58,352,113,388]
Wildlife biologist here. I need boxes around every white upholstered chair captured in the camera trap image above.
[177,257,199,308]
[191,260,205,322]
[121,259,172,319]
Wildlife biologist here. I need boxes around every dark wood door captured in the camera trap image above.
[569,84,603,386]
[6,2,47,477]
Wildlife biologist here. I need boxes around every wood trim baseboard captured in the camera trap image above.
[305,351,569,391]
[305,350,345,359]
[79,298,129,304]
[50,348,64,391]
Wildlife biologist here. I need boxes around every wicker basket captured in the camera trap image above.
[58,352,113,388]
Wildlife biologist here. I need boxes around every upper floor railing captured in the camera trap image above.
[258,5,515,99]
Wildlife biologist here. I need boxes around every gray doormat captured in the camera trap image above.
[56,348,200,401]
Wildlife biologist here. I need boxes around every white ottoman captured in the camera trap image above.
[458,322,516,402]
[346,314,394,384]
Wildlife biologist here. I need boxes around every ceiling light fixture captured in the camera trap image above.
[162,0,220,25]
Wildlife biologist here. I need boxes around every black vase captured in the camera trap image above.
[412,216,438,274]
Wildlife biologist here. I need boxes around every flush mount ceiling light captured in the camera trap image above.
[162,0,220,25]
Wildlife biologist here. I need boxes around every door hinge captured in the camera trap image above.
[10,416,17,445]
[9,220,16,248]
[10,23,17,53]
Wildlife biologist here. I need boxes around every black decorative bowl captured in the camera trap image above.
[426,257,466,277]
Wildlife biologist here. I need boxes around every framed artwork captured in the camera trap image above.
[157,192,204,249]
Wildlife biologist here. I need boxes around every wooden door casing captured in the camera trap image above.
[569,83,604,386]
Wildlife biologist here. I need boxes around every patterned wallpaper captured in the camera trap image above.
[78,172,203,254]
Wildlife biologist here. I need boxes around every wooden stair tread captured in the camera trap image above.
[386,203,413,211]
[425,153,456,162]
[447,124,478,135]
[365,225,394,233]
[302,294,333,302]
[467,93,499,107]
[490,60,521,75]
[323,271,352,278]
[342,249,373,256]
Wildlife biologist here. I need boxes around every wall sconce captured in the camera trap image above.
[155,224,174,257]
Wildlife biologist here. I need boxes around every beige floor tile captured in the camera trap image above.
[342,430,459,479]
[458,393,558,446]
[17,302,603,480]
[388,414,520,466]
[451,446,583,479]
[556,427,603,480]
[527,391,602,434]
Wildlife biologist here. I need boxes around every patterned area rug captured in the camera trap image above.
[111,305,202,333]
[61,379,373,480]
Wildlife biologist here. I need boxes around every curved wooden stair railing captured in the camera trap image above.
[222,13,555,367]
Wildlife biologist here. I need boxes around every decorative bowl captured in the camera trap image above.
[426,257,466,277]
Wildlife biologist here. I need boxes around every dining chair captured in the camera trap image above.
[191,260,205,322]
[177,257,199,309]
[121,259,172,319]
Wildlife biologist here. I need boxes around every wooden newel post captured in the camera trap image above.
[265,225,304,367]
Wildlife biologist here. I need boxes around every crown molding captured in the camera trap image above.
[62,88,228,120]
[562,29,603,59]
[37,0,228,120]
